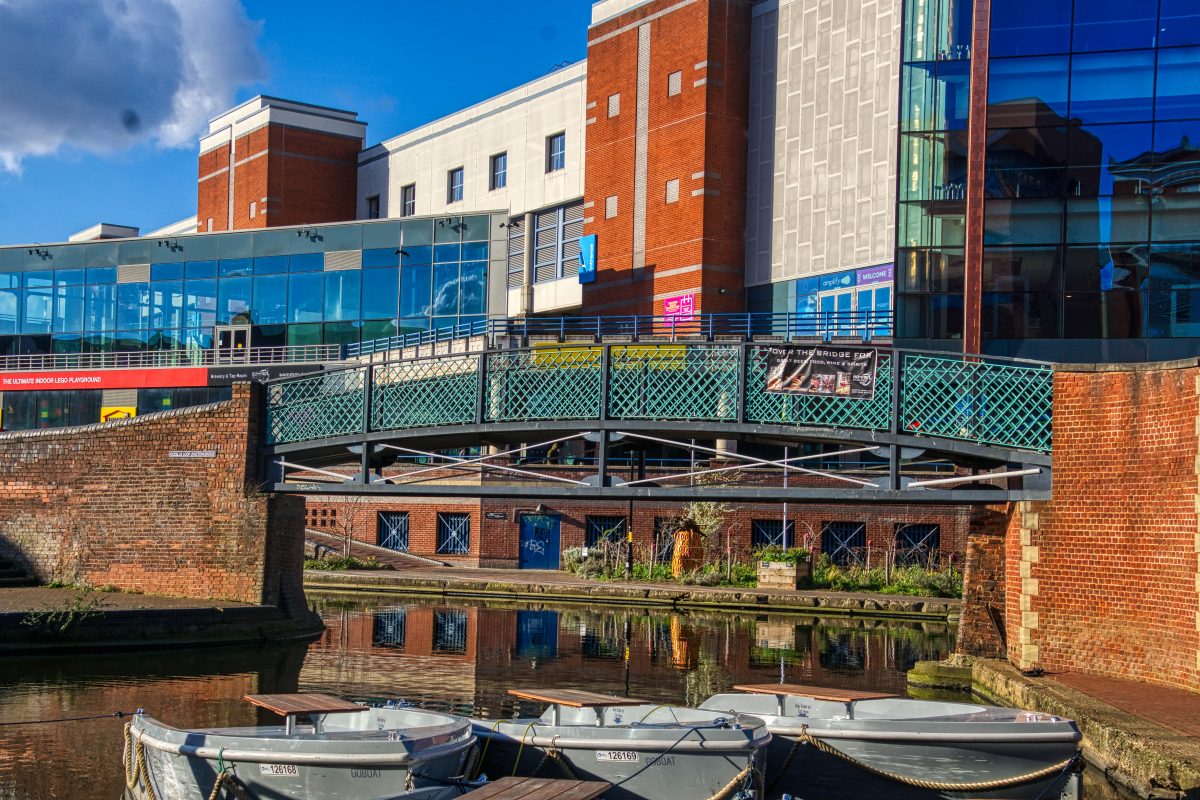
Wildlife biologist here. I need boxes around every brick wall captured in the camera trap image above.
[197,124,360,233]
[305,494,971,570]
[955,505,1009,658]
[999,361,1200,691]
[0,384,308,611]
[582,0,752,315]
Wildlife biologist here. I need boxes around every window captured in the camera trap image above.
[373,608,406,648]
[546,133,566,172]
[401,184,416,217]
[586,516,626,547]
[668,71,682,96]
[653,517,677,560]
[490,153,507,190]
[608,93,620,117]
[249,201,256,219]
[206,218,213,232]
[447,168,464,204]
[752,520,795,548]
[821,521,866,566]
[379,511,409,552]
[437,512,470,554]
[894,524,940,566]
[532,201,585,283]
[665,179,679,204]
[366,195,380,219]
[605,195,618,219]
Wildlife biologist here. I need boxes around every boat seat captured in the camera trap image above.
[244,694,367,735]
[734,684,898,719]
[459,776,610,800]
[509,689,649,727]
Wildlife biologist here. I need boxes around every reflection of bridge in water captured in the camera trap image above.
[263,343,1054,504]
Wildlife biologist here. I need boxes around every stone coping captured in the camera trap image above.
[1054,358,1199,373]
[971,658,1200,797]
[302,569,960,620]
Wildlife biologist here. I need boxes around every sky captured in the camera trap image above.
[0,0,593,247]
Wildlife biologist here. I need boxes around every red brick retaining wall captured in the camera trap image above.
[0,384,307,612]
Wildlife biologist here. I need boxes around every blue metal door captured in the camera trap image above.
[519,514,560,570]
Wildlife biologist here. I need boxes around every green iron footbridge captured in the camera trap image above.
[262,343,1054,503]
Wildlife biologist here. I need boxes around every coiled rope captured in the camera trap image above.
[530,738,577,780]
[122,723,159,800]
[205,770,256,800]
[791,725,1080,793]
[705,763,765,800]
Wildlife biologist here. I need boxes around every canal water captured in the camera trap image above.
[0,593,1118,800]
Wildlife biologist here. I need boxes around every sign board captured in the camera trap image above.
[484,511,507,520]
[662,293,695,321]
[818,271,856,292]
[856,263,894,286]
[578,234,597,284]
[763,345,878,400]
[170,450,217,458]
[207,364,324,386]
[101,407,136,422]
[0,368,208,391]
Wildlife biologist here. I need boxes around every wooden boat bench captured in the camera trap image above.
[460,776,611,800]
[734,684,898,720]
[244,693,368,735]
[509,689,649,727]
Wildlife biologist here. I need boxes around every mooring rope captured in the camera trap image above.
[791,725,1080,793]
[530,737,577,780]
[121,723,159,800]
[2,710,139,726]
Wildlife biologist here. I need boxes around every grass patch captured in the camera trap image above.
[304,555,388,571]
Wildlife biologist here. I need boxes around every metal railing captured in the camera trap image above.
[265,342,1052,454]
[344,311,894,359]
[0,344,343,372]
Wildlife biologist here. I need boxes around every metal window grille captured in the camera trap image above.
[668,71,682,96]
[532,201,585,284]
[507,216,525,288]
[547,132,566,172]
[437,512,471,555]
[491,153,507,190]
[433,610,468,653]
[665,179,679,204]
[752,519,795,548]
[586,515,626,547]
[378,511,410,552]
[447,168,464,204]
[401,185,416,217]
[373,608,406,648]
[894,523,940,567]
[821,521,867,566]
[653,517,677,560]
[605,195,618,219]
[608,93,620,117]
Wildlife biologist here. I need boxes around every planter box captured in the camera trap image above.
[757,560,811,590]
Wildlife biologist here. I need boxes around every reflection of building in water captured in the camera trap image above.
[302,600,957,720]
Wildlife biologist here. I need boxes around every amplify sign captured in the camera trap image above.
[764,345,878,400]
[206,364,324,386]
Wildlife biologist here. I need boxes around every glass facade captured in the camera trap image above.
[897,0,1200,360]
[0,216,492,355]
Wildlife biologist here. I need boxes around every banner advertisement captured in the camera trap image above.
[763,345,878,400]
[578,234,597,283]
[663,293,694,321]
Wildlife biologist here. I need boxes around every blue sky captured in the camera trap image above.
[0,0,592,247]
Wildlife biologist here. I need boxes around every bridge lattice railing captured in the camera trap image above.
[263,345,1053,454]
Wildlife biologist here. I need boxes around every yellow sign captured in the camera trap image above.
[101,406,136,422]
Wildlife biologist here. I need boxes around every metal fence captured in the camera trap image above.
[0,344,342,372]
[265,343,1054,454]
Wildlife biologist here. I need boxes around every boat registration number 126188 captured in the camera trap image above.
[596,751,638,762]
[260,765,299,776]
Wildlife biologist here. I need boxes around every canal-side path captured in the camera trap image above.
[0,587,325,654]
[303,566,961,620]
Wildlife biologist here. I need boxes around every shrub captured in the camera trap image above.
[752,545,810,564]
[304,555,388,571]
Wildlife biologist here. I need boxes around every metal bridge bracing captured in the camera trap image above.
[262,343,1054,503]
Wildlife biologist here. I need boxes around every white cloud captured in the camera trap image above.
[0,0,266,173]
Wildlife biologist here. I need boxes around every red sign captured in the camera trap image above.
[0,368,210,391]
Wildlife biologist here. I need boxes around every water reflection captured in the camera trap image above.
[0,594,957,800]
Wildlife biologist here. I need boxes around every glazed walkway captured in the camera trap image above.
[302,565,961,620]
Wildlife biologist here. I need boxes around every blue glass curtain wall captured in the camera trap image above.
[0,217,491,355]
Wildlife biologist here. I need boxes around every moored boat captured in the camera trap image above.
[123,693,477,800]
[469,689,772,800]
[698,683,1082,800]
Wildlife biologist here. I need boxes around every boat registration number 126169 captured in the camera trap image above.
[260,765,299,776]
[596,751,638,762]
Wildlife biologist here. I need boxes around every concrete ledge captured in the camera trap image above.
[0,605,325,655]
[907,659,974,692]
[303,571,959,620]
[971,659,1200,798]
[1054,358,1199,373]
